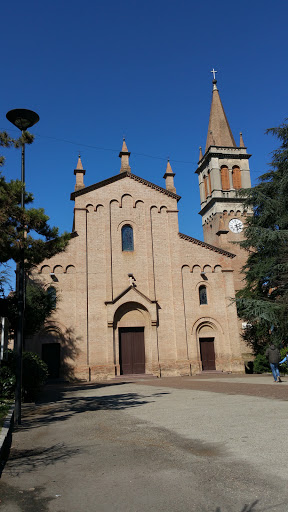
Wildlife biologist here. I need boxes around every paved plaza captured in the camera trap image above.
[0,374,287,511]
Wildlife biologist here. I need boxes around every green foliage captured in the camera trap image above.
[236,120,288,352]
[0,129,70,276]
[0,279,58,337]
[0,264,11,297]
[253,353,270,374]
[0,130,70,335]
[0,130,34,168]
[240,323,271,356]
[0,352,16,398]
[0,349,48,401]
[22,351,49,401]
[0,399,12,425]
[0,170,71,267]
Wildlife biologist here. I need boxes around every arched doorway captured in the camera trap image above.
[198,324,216,371]
[114,302,148,375]
[42,342,61,378]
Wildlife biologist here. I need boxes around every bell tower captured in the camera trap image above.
[196,72,252,291]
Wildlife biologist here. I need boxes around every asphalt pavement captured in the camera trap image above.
[0,374,287,512]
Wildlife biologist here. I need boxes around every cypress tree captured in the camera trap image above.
[236,121,288,352]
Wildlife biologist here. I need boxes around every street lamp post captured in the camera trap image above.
[6,109,39,425]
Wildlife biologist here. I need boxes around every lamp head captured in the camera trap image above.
[6,109,39,131]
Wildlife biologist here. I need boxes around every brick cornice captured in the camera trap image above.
[196,147,252,174]
[178,232,236,258]
[70,171,181,201]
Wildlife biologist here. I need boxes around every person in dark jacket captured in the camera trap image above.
[265,344,282,382]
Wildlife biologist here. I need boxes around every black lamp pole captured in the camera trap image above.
[6,109,39,425]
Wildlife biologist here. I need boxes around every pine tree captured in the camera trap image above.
[0,131,70,327]
[236,121,288,352]
[0,279,57,338]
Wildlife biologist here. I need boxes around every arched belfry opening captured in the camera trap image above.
[114,302,150,375]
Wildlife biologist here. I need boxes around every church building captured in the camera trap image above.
[28,77,252,380]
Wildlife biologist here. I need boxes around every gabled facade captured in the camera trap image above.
[28,78,251,380]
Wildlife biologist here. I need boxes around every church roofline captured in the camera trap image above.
[70,170,181,201]
[178,232,236,258]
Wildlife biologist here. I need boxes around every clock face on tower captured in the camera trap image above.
[229,218,243,233]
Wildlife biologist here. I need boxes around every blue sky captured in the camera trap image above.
[1,0,287,250]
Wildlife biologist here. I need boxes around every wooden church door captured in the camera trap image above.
[119,328,145,375]
[200,338,216,371]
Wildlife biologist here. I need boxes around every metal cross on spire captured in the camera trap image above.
[211,68,217,80]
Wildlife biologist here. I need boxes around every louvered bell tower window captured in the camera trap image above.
[232,166,242,189]
[221,166,230,191]
[122,224,134,251]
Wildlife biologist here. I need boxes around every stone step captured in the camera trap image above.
[196,370,230,375]
[112,374,157,381]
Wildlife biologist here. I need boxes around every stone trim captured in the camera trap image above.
[105,285,158,306]
[196,148,251,174]
[199,196,248,217]
[178,232,235,258]
[70,171,181,201]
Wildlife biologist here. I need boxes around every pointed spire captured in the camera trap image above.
[199,146,203,161]
[121,138,129,153]
[239,132,245,147]
[205,74,236,152]
[119,138,131,173]
[76,154,83,170]
[163,159,176,194]
[74,153,86,191]
[166,160,173,174]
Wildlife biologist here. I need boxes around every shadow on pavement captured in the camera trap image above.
[0,481,54,512]
[2,443,80,476]
[214,502,259,512]
[19,382,170,430]
[214,500,287,511]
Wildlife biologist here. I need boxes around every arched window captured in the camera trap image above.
[199,285,208,305]
[203,175,208,199]
[208,171,212,196]
[122,224,134,251]
[47,286,57,309]
[221,166,230,191]
[232,166,241,189]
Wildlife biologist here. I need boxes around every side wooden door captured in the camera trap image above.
[200,338,216,371]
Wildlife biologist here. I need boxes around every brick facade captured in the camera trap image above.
[27,81,251,380]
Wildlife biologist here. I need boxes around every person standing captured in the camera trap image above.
[265,343,282,382]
